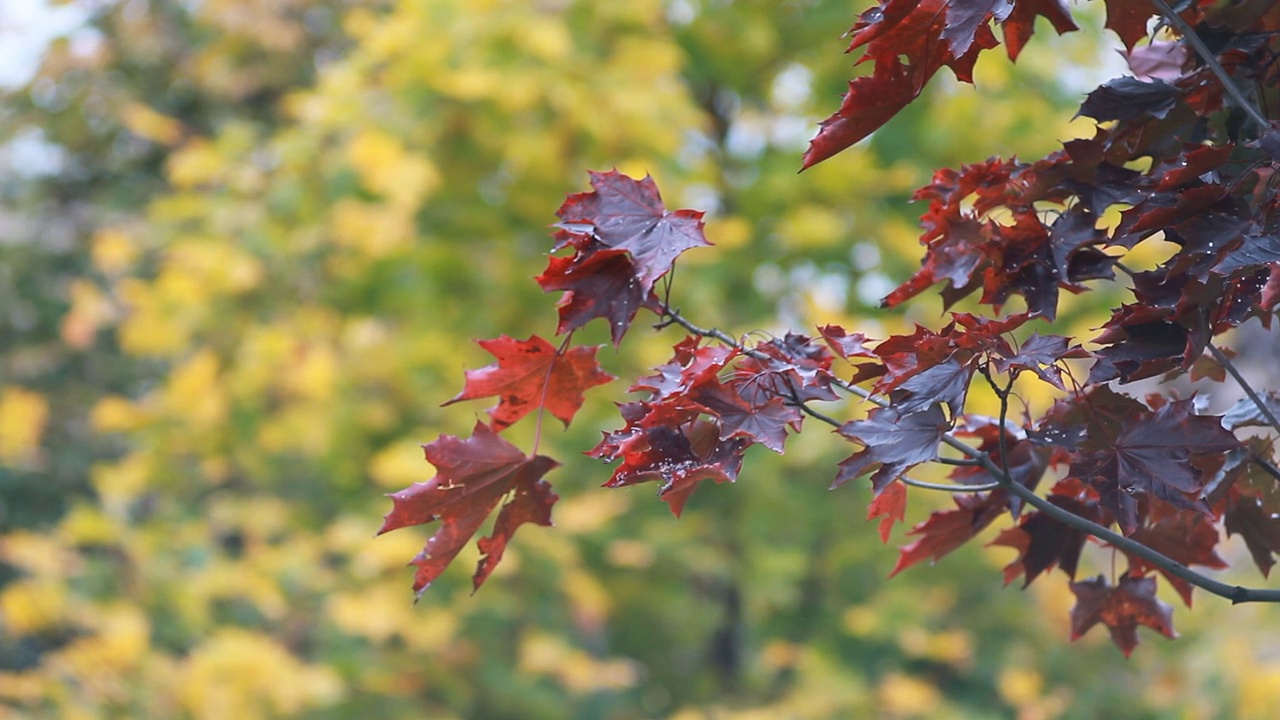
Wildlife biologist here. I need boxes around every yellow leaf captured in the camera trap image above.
[0,386,48,463]
[121,102,184,145]
[0,580,66,634]
[91,228,140,275]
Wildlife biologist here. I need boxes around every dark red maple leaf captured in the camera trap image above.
[443,335,614,430]
[867,479,907,543]
[1069,574,1177,657]
[1127,511,1228,605]
[379,422,559,594]
[802,55,922,170]
[818,324,876,361]
[555,170,710,293]
[889,491,1008,577]
[1070,398,1239,533]
[835,404,950,491]
[689,377,801,454]
[991,332,1088,390]
[1002,0,1078,60]
[1225,491,1280,577]
[1099,0,1158,50]
[990,494,1104,587]
[601,422,747,517]
[537,248,650,347]
[1078,77,1181,122]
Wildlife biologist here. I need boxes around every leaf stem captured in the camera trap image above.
[531,332,575,455]
[1150,0,1270,129]
[1209,342,1280,436]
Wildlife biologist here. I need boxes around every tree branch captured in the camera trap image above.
[655,303,1280,603]
[1151,0,1270,129]
[1210,342,1280,436]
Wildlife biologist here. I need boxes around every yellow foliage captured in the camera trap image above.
[877,672,943,717]
[178,629,343,720]
[120,102,184,146]
[368,438,429,489]
[166,140,226,188]
[0,386,48,464]
[0,580,66,634]
[90,228,140,275]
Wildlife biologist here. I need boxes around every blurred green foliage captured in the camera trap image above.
[2,1,1280,718]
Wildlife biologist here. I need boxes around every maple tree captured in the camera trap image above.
[381,0,1280,657]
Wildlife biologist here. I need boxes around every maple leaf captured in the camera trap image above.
[835,404,949,491]
[555,170,710,293]
[443,335,614,430]
[1070,398,1239,533]
[991,332,1088,389]
[601,422,747,517]
[989,493,1102,587]
[1225,492,1280,577]
[1002,0,1078,60]
[536,247,649,347]
[802,55,921,170]
[1127,511,1228,605]
[1100,0,1157,50]
[379,422,559,595]
[1221,392,1280,430]
[1069,574,1177,657]
[818,324,876,361]
[689,377,801,454]
[1078,77,1181,122]
[889,492,1007,577]
[867,479,907,543]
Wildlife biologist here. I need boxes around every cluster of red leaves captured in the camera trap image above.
[379,171,707,594]
[385,0,1280,658]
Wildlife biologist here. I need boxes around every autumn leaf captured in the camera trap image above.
[555,170,710,293]
[1069,574,1177,657]
[835,404,949,492]
[867,479,907,543]
[989,494,1104,587]
[536,248,650,347]
[889,492,1007,577]
[379,422,559,594]
[443,335,614,430]
[1069,398,1239,532]
[1127,511,1228,605]
[1225,492,1280,577]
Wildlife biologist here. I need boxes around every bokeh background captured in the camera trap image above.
[2,1,1279,718]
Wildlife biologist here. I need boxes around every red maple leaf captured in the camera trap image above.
[889,491,1008,577]
[835,404,949,492]
[1225,491,1280,577]
[601,422,746,517]
[1070,398,1239,532]
[379,422,559,594]
[1100,0,1158,50]
[443,335,614,430]
[1127,510,1228,605]
[1002,0,1078,60]
[989,494,1104,587]
[867,479,907,543]
[536,248,650,347]
[1069,574,1177,657]
[555,170,710,293]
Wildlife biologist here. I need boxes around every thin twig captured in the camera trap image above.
[901,476,1000,493]
[1151,0,1270,129]
[1210,342,1280,436]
